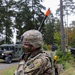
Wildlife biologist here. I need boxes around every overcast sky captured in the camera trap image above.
[41,0,59,15]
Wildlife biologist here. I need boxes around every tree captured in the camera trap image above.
[44,13,55,44]
[54,18,61,45]
[54,31,61,45]
[69,27,75,46]
[14,0,45,40]
[0,0,16,44]
[56,0,75,16]
[56,0,75,47]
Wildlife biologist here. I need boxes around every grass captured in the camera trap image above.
[0,61,75,75]
[60,67,75,75]
[0,64,17,75]
[60,61,75,75]
[0,59,4,62]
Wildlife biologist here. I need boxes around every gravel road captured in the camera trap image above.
[0,60,18,70]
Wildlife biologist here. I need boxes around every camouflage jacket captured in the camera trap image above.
[14,50,52,75]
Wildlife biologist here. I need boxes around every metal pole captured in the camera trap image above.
[60,0,65,53]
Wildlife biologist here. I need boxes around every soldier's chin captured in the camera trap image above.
[23,48,31,54]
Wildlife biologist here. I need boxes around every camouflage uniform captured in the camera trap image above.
[14,30,52,75]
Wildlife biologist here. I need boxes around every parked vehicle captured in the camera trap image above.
[70,48,75,57]
[0,44,23,63]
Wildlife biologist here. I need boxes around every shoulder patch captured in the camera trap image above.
[25,59,42,72]
[28,63,34,69]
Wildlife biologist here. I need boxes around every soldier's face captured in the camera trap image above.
[22,42,35,53]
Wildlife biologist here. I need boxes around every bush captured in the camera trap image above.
[43,44,50,51]
[55,47,75,69]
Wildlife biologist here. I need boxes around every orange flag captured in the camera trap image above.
[45,8,50,17]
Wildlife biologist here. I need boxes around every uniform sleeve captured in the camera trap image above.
[40,56,52,75]
[14,60,25,75]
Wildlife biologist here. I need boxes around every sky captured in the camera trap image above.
[41,0,59,15]
[41,0,75,25]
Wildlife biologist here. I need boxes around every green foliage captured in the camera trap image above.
[54,32,61,45]
[56,47,75,69]
[56,50,74,62]
[71,29,75,47]
[44,14,55,44]
[0,0,16,44]
[0,65,17,75]
[15,0,45,40]
[0,0,62,45]
[43,44,50,51]
[0,0,46,43]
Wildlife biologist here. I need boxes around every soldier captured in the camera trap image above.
[14,30,52,75]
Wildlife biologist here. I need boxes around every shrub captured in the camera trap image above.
[43,44,50,51]
[55,47,75,69]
